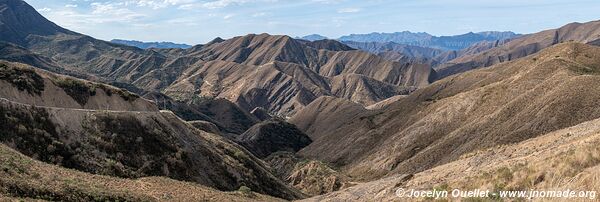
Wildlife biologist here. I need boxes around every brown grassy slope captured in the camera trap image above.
[302,117,600,201]
[163,60,330,116]
[330,73,413,106]
[294,42,600,181]
[289,96,367,139]
[0,144,284,201]
[0,61,155,111]
[165,59,409,116]
[188,33,430,87]
[435,20,600,79]
[0,99,304,200]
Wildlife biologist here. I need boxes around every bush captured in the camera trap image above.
[237,186,254,197]
[52,77,94,106]
[0,63,45,95]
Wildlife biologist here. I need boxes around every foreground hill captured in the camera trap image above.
[436,20,600,78]
[0,61,304,200]
[0,0,432,116]
[0,144,284,201]
[303,116,600,201]
[292,42,600,181]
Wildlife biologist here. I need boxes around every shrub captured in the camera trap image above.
[93,83,139,101]
[0,63,45,95]
[237,186,254,197]
[52,77,94,106]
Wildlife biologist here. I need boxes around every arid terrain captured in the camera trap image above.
[1,0,600,201]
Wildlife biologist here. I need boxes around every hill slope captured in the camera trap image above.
[436,20,600,79]
[293,42,600,181]
[302,117,600,201]
[0,143,284,201]
[0,61,304,200]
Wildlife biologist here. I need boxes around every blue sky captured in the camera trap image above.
[26,0,600,45]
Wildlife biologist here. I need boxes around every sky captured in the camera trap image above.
[26,0,600,45]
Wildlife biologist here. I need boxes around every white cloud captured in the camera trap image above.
[337,7,360,13]
[131,0,248,10]
[312,0,343,4]
[65,4,78,8]
[223,14,235,19]
[90,2,146,22]
[135,0,197,9]
[200,0,249,9]
[252,12,266,17]
[177,0,277,10]
[37,7,52,12]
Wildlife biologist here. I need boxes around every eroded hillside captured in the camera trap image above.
[294,42,600,181]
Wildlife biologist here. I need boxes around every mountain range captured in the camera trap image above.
[2,0,600,201]
[296,34,328,41]
[1,0,436,117]
[298,31,521,50]
[110,39,193,49]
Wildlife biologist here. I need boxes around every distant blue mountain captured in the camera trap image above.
[110,39,192,49]
[338,31,521,50]
[296,34,328,41]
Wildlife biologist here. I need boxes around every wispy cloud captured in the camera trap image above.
[252,12,267,17]
[176,0,278,10]
[65,4,78,8]
[311,0,343,4]
[337,7,360,13]
[90,2,146,22]
[223,14,235,19]
[37,7,52,12]
[135,0,196,9]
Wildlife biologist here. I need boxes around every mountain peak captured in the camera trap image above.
[0,0,77,46]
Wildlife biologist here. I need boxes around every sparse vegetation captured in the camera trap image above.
[0,102,77,167]
[52,77,95,106]
[439,139,600,202]
[0,100,302,200]
[0,63,45,95]
[0,144,281,201]
[570,64,600,75]
[51,77,139,106]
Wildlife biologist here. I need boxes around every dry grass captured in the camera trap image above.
[0,144,284,201]
[403,117,600,202]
